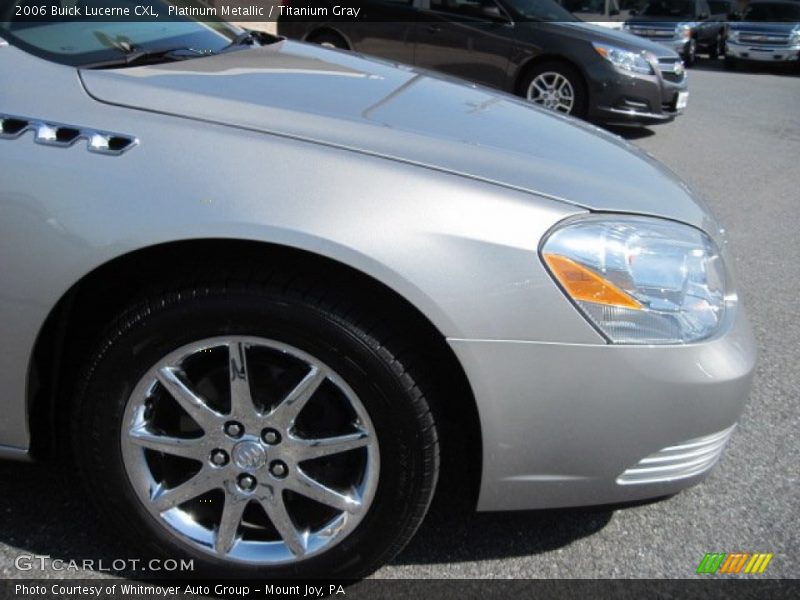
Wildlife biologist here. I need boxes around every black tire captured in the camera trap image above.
[724,56,738,70]
[518,60,589,118]
[683,39,697,66]
[307,30,349,50]
[73,278,439,578]
[710,34,723,59]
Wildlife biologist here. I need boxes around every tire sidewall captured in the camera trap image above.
[685,39,697,65]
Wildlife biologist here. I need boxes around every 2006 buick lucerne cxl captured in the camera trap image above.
[0,1,755,579]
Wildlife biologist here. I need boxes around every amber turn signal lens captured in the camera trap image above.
[543,253,642,310]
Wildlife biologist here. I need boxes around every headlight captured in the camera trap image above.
[541,215,729,344]
[593,43,653,75]
[676,24,693,40]
[791,29,800,44]
[728,30,740,43]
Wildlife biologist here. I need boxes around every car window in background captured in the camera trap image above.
[501,0,579,21]
[0,0,241,66]
[639,0,696,17]
[707,0,729,14]
[429,0,508,20]
[561,0,618,14]
[742,2,800,21]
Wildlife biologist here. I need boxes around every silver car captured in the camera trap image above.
[0,3,755,579]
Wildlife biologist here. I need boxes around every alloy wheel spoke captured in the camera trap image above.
[152,469,219,512]
[157,366,223,429]
[294,430,370,461]
[228,341,254,418]
[271,366,326,426]
[259,493,306,557]
[215,496,249,555]
[128,427,204,460]
[289,470,362,514]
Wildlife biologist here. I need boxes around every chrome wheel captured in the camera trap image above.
[120,336,380,565]
[526,71,575,114]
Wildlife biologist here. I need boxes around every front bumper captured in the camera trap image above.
[450,304,756,511]
[587,59,688,125]
[726,40,800,62]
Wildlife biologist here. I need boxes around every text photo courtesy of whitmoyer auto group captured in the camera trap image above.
[0,0,797,598]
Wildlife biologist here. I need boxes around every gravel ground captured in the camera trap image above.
[0,56,797,581]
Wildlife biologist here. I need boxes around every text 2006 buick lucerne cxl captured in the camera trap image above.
[0,1,755,578]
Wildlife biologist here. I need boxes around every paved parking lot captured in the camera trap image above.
[0,57,797,580]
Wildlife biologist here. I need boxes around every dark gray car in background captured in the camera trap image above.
[278,0,689,124]
[725,0,800,69]
[623,0,731,64]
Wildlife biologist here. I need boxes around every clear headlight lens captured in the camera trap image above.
[728,30,740,43]
[541,215,729,344]
[593,43,654,75]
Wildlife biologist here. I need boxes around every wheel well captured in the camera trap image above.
[304,27,351,50]
[514,54,590,98]
[27,239,482,507]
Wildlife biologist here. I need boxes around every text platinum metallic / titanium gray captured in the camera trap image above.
[0,22,755,575]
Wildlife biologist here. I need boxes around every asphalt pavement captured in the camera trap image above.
[0,57,797,581]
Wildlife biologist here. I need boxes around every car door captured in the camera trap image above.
[414,0,515,90]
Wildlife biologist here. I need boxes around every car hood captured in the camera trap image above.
[541,21,680,55]
[80,39,717,233]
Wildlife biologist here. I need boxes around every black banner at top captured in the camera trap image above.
[0,0,750,24]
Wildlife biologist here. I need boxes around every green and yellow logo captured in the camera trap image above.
[696,553,774,574]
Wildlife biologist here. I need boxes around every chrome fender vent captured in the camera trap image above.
[0,114,137,155]
[35,124,81,147]
[0,117,29,138]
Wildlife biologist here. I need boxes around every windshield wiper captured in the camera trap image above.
[222,29,280,51]
[228,30,260,47]
[82,46,216,69]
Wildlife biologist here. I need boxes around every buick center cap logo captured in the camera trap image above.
[232,441,267,470]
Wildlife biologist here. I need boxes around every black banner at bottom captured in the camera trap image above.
[1,579,798,600]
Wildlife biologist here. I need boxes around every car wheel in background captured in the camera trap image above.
[710,34,724,59]
[73,281,439,578]
[520,61,588,118]
[307,31,349,50]
[684,39,697,66]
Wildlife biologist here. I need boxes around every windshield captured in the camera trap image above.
[640,0,696,18]
[742,3,800,21]
[0,0,242,67]
[501,0,578,21]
